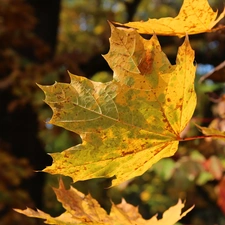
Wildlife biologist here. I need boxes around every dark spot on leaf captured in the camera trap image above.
[64,154,69,158]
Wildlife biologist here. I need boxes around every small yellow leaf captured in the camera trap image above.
[40,23,196,186]
[195,123,225,140]
[151,199,194,225]
[15,181,194,225]
[115,0,225,37]
[110,198,194,225]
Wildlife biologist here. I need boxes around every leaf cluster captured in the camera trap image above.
[15,0,225,224]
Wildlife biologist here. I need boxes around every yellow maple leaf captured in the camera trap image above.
[39,23,196,186]
[15,180,194,225]
[115,0,225,37]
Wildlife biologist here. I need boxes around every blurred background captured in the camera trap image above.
[1,0,225,224]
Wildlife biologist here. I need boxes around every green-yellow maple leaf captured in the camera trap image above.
[40,23,196,186]
[15,180,194,225]
[115,0,225,37]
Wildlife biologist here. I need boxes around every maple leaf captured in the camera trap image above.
[15,180,194,225]
[40,23,196,186]
[114,0,225,37]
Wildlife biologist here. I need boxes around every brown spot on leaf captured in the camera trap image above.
[138,48,153,75]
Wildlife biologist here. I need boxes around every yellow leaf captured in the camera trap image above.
[40,23,196,186]
[15,180,194,225]
[14,208,77,225]
[114,0,225,37]
[195,123,225,140]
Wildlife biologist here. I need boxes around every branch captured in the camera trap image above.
[179,134,225,141]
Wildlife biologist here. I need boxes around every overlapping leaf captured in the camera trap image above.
[15,180,194,225]
[115,0,225,37]
[40,23,196,186]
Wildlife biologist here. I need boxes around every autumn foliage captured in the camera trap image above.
[39,26,196,187]
[15,0,225,224]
